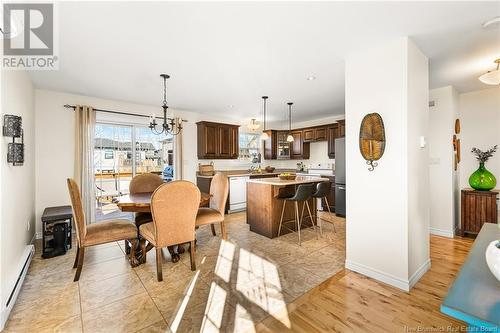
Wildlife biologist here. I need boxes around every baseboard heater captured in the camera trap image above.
[1,245,34,331]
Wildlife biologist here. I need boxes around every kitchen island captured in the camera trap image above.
[246,176,329,238]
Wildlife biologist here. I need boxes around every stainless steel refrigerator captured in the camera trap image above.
[334,137,346,217]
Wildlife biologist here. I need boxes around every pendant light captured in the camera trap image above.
[479,58,500,85]
[286,102,294,142]
[260,96,269,140]
[247,118,260,131]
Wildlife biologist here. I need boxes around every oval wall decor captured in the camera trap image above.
[359,113,386,171]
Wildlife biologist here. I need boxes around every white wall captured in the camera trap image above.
[428,86,460,237]
[459,87,500,194]
[1,71,35,327]
[345,37,430,291]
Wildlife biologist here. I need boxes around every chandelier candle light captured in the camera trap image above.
[260,96,269,140]
[286,102,294,142]
[149,74,182,136]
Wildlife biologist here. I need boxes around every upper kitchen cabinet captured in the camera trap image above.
[327,120,345,158]
[197,121,240,159]
[263,130,292,160]
[303,126,327,142]
[290,130,310,159]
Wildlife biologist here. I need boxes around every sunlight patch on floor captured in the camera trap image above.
[170,270,201,333]
[215,240,235,283]
[201,282,227,332]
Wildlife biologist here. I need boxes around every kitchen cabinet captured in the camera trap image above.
[327,124,339,159]
[197,121,239,159]
[337,119,345,137]
[290,130,310,159]
[304,126,327,142]
[263,130,292,160]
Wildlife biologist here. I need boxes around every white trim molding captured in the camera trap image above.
[345,258,431,292]
[0,245,34,331]
[429,227,454,238]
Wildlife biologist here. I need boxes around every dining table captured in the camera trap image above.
[116,191,211,264]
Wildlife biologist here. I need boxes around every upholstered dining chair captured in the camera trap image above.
[125,173,164,254]
[66,178,138,282]
[139,180,201,281]
[195,172,229,239]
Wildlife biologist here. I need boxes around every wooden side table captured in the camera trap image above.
[460,189,498,237]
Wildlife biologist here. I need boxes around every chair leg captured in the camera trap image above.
[73,245,80,269]
[139,238,147,264]
[305,201,317,239]
[324,197,336,233]
[277,201,287,237]
[295,201,301,246]
[73,247,85,282]
[156,248,163,282]
[220,222,227,240]
[210,224,216,236]
[124,240,131,255]
[189,240,196,271]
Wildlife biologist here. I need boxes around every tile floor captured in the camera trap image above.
[4,211,346,333]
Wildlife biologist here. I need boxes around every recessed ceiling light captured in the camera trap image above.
[229,105,234,108]
[482,16,500,29]
[307,76,316,81]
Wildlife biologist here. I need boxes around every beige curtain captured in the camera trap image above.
[74,105,96,224]
[173,117,183,180]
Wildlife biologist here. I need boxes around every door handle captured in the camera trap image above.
[337,186,345,190]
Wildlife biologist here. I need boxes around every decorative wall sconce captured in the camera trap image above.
[3,114,24,165]
[453,119,461,171]
[359,113,385,171]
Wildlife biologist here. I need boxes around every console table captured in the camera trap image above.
[460,189,498,236]
[441,223,500,329]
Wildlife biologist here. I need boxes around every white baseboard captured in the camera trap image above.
[345,258,431,292]
[429,227,454,238]
[345,260,411,291]
[409,258,431,289]
[0,245,34,331]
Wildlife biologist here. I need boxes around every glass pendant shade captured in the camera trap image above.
[286,134,294,142]
[479,59,500,85]
[479,70,500,85]
[261,131,269,140]
[286,102,294,142]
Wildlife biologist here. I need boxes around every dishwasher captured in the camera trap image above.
[229,176,249,213]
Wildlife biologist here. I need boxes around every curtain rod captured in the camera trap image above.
[63,104,188,122]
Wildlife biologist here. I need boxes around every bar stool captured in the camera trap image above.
[312,182,337,236]
[277,184,315,245]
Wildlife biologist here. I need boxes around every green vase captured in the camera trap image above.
[469,162,496,191]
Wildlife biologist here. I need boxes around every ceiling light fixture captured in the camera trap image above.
[247,118,260,131]
[260,96,269,140]
[149,74,182,136]
[479,58,500,85]
[307,76,316,81]
[286,102,294,143]
[482,16,500,29]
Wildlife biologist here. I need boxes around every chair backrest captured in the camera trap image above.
[290,183,315,201]
[209,172,229,214]
[313,181,330,198]
[150,180,201,247]
[66,178,86,246]
[129,173,163,194]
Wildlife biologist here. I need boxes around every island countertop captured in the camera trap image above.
[246,176,330,186]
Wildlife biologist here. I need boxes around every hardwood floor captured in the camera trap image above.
[257,235,474,333]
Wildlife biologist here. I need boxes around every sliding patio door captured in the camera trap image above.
[94,122,174,222]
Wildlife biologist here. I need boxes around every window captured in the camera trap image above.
[94,122,174,222]
[239,132,261,162]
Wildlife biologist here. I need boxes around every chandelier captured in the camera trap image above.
[149,74,182,136]
[247,118,260,131]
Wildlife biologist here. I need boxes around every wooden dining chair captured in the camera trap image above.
[139,180,201,281]
[195,172,229,239]
[66,179,138,282]
[125,173,163,254]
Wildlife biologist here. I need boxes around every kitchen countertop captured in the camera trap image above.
[246,176,330,186]
[197,169,296,178]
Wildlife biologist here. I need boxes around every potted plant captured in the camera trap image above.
[469,145,497,191]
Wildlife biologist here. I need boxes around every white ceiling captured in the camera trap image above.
[28,1,499,123]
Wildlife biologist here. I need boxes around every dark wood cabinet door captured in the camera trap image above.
[291,130,303,159]
[337,120,345,137]
[198,122,219,158]
[327,124,339,159]
[230,126,239,158]
[460,189,498,236]
[315,127,327,141]
[218,125,232,158]
[263,130,277,160]
[303,129,315,142]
